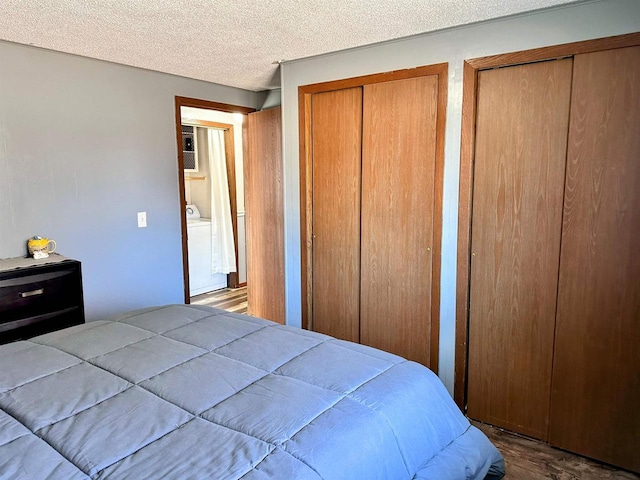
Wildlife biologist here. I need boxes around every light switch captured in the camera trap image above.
[137,212,147,228]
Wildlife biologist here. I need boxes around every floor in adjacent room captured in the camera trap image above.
[191,286,247,314]
[473,421,639,479]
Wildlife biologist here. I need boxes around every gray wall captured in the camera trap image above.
[257,89,282,110]
[279,0,640,394]
[0,41,259,320]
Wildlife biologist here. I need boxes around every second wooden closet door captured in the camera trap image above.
[467,59,573,439]
[311,75,439,366]
[549,46,640,472]
[360,76,438,365]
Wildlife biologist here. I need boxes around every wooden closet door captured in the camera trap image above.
[549,46,640,473]
[467,59,573,439]
[359,76,438,366]
[245,107,285,324]
[311,88,363,342]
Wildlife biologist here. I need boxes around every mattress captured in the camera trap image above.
[0,304,505,479]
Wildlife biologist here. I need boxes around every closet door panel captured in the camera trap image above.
[467,59,573,439]
[550,46,640,472]
[245,107,285,324]
[311,88,363,342]
[360,76,438,366]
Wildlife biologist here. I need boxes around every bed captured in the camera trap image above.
[0,304,505,479]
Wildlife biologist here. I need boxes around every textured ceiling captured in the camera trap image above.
[0,0,577,91]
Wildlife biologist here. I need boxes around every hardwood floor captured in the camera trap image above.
[473,421,639,479]
[191,286,247,314]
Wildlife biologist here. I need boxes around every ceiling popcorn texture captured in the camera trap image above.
[0,0,577,91]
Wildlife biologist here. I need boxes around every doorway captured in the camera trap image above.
[174,96,254,304]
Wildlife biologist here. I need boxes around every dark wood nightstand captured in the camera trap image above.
[0,254,85,344]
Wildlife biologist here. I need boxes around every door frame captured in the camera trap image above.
[298,63,448,372]
[455,32,640,409]
[183,119,241,289]
[174,96,255,303]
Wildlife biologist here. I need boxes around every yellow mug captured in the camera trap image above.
[27,236,57,258]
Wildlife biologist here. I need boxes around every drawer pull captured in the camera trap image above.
[20,288,44,298]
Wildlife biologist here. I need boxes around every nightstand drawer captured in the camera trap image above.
[0,267,81,324]
[0,256,84,344]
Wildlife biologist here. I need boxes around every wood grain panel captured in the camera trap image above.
[222,127,240,288]
[456,34,640,412]
[299,91,313,330]
[311,88,363,342]
[175,96,255,115]
[549,46,640,473]
[466,32,640,71]
[467,59,573,439]
[299,63,448,95]
[245,107,285,324]
[299,64,447,366]
[359,76,438,366]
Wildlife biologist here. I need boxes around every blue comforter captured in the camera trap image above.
[0,305,504,479]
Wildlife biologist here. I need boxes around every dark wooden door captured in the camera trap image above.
[245,107,285,324]
[467,59,573,439]
[359,76,438,366]
[549,46,640,472]
[311,88,363,342]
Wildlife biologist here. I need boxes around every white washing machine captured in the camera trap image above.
[186,205,227,296]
